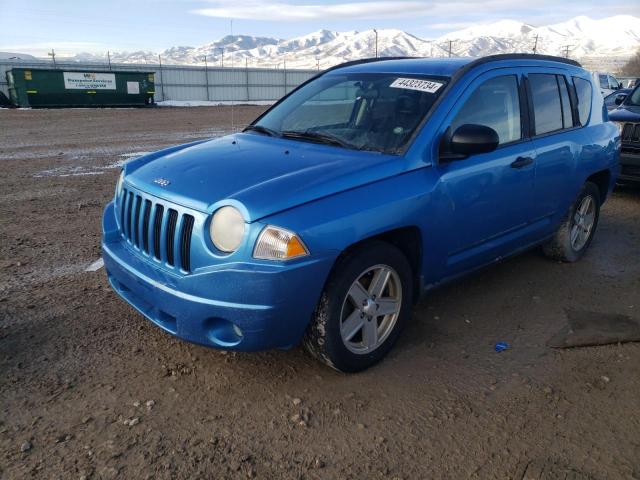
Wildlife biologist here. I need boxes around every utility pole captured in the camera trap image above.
[48,49,57,68]
[158,54,165,101]
[448,40,453,58]
[203,56,210,101]
[373,29,378,58]
[107,51,112,70]
[283,57,287,96]
[316,57,320,71]
[532,34,539,54]
[220,47,224,68]
[562,45,572,58]
[245,57,250,102]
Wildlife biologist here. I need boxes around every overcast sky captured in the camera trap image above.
[1,0,638,56]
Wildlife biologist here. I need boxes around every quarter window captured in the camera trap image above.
[573,77,593,126]
[529,74,563,135]
[450,75,521,145]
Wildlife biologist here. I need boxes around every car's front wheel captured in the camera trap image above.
[543,181,601,262]
[304,241,413,372]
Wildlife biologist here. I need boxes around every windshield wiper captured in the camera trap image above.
[281,130,355,149]
[243,124,281,137]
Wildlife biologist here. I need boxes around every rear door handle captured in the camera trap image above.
[511,156,534,169]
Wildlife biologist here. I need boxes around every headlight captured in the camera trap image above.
[209,206,245,253]
[253,225,309,260]
[115,170,125,197]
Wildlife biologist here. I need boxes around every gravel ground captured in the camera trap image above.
[1,107,639,480]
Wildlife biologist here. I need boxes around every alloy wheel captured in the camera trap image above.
[570,195,596,251]
[339,265,402,354]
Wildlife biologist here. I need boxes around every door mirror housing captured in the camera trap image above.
[442,124,500,160]
[615,94,627,106]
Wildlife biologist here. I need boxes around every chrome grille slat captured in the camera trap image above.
[166,209,178,266]
[125,191,134,241]
[180,215,195,272]
[117,186,195,273]
[153,205,164,260]
[141,200,152,253]
[132,195,142,247]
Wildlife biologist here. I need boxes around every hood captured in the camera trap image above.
[609,104,640,123]
[125,133,408,221]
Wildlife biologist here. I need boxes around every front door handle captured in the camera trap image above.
[511,156,534,169]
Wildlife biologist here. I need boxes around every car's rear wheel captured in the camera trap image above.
[543,182,601,262]
[303,241,413,372]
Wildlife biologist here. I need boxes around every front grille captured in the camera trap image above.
[118,187,195,272]
[622,122,640,142]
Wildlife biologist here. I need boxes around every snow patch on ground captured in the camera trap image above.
[85,258,104,272]
[157,100,275,107]
[33,151,152,178]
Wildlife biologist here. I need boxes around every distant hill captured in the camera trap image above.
[6,16,640,69]
[0,52,37,61]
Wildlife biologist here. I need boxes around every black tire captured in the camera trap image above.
[543,182,601,262]
[303,241,413,372]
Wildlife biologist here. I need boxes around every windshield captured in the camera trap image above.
[249,73,448,154]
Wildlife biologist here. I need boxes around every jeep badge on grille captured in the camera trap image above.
[153,178,170,187]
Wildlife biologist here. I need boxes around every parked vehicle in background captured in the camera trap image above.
[102,54,619,372]
[609,83,640,184]
[592,72,623,96]
[617,77,639,89]
[604,88,632,110]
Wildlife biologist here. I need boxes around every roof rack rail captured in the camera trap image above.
[321,56,415,74]
[464,53,582,68]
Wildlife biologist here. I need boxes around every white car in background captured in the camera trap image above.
[591,72,623,96]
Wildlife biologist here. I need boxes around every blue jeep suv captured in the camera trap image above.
[102,54,620,372]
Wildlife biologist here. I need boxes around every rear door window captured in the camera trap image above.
[529,74,563,135]
[573,77,593,126]
[450,75,522,145]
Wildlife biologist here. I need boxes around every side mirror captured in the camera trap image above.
[447,124,499,158]
[615,94,627,106]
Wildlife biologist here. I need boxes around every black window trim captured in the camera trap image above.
[525,72,582,140]
[556,74,576,129]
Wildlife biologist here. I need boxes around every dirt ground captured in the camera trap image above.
[1,107,639,480]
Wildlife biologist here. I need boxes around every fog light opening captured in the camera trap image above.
[205,318,244,347]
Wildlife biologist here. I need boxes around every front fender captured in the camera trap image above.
[256,166,438,281]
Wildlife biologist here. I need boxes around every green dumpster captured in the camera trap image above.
[6,68,155,107]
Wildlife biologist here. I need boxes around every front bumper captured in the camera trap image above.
[102,201,336,351]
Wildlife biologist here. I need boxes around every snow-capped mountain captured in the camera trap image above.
[439,15,640,59]
[65,15,640,69]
